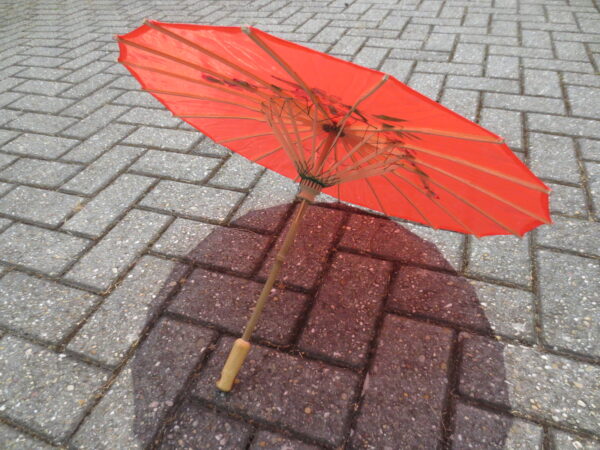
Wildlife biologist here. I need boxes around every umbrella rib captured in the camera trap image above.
[415,160,551,224]
[286,100,308,163]
[347,127,504,144]
[265,103,303,166]
[402,143,550,193]
[241,27,333,125]
[117,38,272,103]
[121,61,266,105]
[145,89,263,114]
[393,166,520,236]
[251,132,325,162]
[387,171,477,234]
[321,130,377,176]
[176,114,267,121]
[143,20,277,90]
[381,174,435,229]
[218,129,311,144]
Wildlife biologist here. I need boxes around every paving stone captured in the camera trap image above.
[0,422,55,450]
[61,145,144,195]
[72,318,216,449]
[193,337,360,447]
[140,180,244,223]
[380,58,413,82]
[580,139,600,162]
[451,402,543,449]
[0,335,107,443]
[65,209,170,292]
[467,234,531,285]
[113,90,163,108]
[62,104,127,139]
[170,267,308,345]
[299,252,391,366]
[408,72,444,100]
[537,250,600,358]
[528,114,600,140]
[523,69,561,97]
[441,88,479,121]
[458,333,600,434]
[151,217,215,258]
[0,224,89,276]
[353,46,388,68]
[486,54,520,79]
[123,126,199,151]
[249,430,320,450]
[340,213,456,270]
[129,149,219,183]
[568,86,600,120]
[550,430,600,450]
[0,271,98,343]
[2,132,79,159]
[330,35,366,55]
[160,401,251,450]
[351,315,453,449]
[548,182,588,217]
[0,129,18,147]
[537,216,600,256]
[61,88,122,119]
[67,256,186,367]
[417,61,482,77]
[0,158,82,188]
[446,75,520,94]
[0,186,83,227]
[191,136,232,157]
[63,174,155,237]
[425,32,456,51]
[9,94,74,114]
[0,152,16,171]
[402,223,465,270]
[118,106,181,128]
[7,112,75,134]
[12,79,70,96]
[231,171,297,233]
[483,92,565,115]
[259,205,344,290]
[528,133,580,184]
[209,153,263,190]
[479,108,522,149]
[587,162,600,219]
[0,217,11,232]
[60,124,136,164]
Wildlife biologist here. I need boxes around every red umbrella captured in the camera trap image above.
[117,21,550,391]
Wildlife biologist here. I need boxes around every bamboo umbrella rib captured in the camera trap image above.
[387,171,477,234]
[218,129,312,144]
[269,102,305,165]
[251,131,326,163]
[145,89,262,114]
[144,20,277,91]
[393,165,520,236]
[415,159,551,224]
[332,142,396,180]
[286,100,308,163]
[309,104,319,168]
[321,130,378,176]
[176,114,267,121]
[381,174,435,229]
[117,37,272,103]
[402,143,550,193]
[241,27,332,125]
[347,127,504,144]
[265,104,303,166]
[121,61,265,105]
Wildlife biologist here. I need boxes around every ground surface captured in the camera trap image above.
[0,0,599,449]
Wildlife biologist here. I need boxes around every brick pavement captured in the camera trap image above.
[0,0,599,448]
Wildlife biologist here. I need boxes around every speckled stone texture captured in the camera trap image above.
[1,0,599,447]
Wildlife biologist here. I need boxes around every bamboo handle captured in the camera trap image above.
[216,338,251,392]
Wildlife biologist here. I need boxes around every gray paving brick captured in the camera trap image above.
[460,334,600,433]
[61,73,115,99]
[440,88,479,121]
[190,136,231,157]
[151,217,215,258]
[0,271,98,343]
[537,250,600,357]
[581,139,600,162]
[7,112,76,134]
[486,55,520,79]
[9,93,74,113]
[0,223,89,276]
[0,129,18,147]
[72,318,216,449]
[129,149,219,183]
[380,58,413,82]
[537,216,599,256]
[528,133,580,183]
[556,41,589,62]
[60,123,135,164]
[452,42,485,64]
[0,109,21,127]
[523,69,561,98]
[140,180,244,223]
[548,182,588,217]
[118,106,181,128]
[0,422,55,450]
[68,256,185,366]
[299,252,390,366]
[249,430,320,450]
[587,162,600,219]
[479,108,522,149]
[416,61,482,76]
[467,234,531,285]
[65,209,170,292]
[12,79,70,96]
[351,315,452,448]
[160,401,251,450]
[329,35,366,55]
[0,153,17,171]
[113,90,163,108]
[568,86,600,120]
[451,402,543,449]
[425,32,456,51]
[17,66,68,80]
[0,186,83,227]
[0,158,82,188]
[408,72,444,100]
[0,335,107,443]
[208,153,263,190]
[122,126,200,151]
[60,88,122,119]
[63,174,154,237]
[523,58,594,74]
[2,132,79,159]
[550,430,600,450]
[352,46,388,68]
[193,337,360,447]
[483,92,565,114]
[62,104,127,139]
[62,145,144,195]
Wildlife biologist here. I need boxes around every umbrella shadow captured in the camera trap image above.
[129,202,512,449]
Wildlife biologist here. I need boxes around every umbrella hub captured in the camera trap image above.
[322,122,345,137]
[297,177,322,203]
